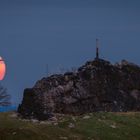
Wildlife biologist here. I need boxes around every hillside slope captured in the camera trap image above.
[0,112,140,140]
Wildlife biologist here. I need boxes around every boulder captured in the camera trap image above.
[18,59,140,120]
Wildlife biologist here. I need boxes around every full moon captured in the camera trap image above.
[0,56,6,80]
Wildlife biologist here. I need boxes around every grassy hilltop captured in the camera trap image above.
[0,112,140,140]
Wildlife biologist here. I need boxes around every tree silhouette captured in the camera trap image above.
[0,84,10,106]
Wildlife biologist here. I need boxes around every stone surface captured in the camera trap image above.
[18,59,140,120]
[68,123,75,128]
[83,115,91,119]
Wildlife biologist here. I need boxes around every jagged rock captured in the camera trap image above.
[110,124,117,129]
[12,132,17,135]
[18,59,140,120]
[68,123,75,128]
[83,115,91,119]
[59,137,68,140]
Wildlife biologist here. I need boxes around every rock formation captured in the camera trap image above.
[18,59,140,120]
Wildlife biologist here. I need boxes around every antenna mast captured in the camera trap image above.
[96,38,99,59]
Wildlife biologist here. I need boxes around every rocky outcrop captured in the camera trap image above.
[18,59,140,120]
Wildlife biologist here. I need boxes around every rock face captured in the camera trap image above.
[18,59,140,120]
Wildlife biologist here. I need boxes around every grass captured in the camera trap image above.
[0,112,140,140]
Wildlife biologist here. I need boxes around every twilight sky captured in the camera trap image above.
[0,0,140,105]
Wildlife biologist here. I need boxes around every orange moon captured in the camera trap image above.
[0,57,6,80]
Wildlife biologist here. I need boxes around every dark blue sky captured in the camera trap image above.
[0,0,140,105]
